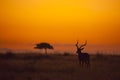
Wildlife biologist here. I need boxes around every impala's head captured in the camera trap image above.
[76,40,87,53]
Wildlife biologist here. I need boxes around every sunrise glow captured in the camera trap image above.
[0,0,120,54]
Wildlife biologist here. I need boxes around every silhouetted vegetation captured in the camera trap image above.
[0,51,15,59]
[93,52,108,61]
[5,51,15,58]
[63,52,71,56]
[34,42,54,54]
[0,53,120,80]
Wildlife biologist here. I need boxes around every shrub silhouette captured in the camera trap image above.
[34,42,53,54]
[63,52,71,56]
[5,51,15,59]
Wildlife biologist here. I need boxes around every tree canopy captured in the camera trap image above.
[34,42,54,54]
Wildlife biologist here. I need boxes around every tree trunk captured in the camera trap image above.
[45,48,47,54]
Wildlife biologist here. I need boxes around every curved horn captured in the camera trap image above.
[80,40,87,48]
[75,40,79,49]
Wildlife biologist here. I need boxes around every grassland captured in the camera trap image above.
[0,53,120,80]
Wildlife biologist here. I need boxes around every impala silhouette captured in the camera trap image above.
[75,41,90,67]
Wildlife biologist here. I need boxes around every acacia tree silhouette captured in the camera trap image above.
[34,42,54,54]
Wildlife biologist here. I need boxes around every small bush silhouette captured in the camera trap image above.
[63,52,71,56]
[5,51,15,59]
[94,52,107,61]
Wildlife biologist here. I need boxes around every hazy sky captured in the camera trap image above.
[0,0,120,53]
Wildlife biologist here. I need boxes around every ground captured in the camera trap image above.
[0,53,120,80]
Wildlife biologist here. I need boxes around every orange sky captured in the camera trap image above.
[0,0,120,53]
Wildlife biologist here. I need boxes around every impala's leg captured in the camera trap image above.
[81,61,84,67]
[84,60,87,68]
[86,59,90,68]
[88,60,90,67]
[79,58,82,66]
[78,56,81,65]
[79,60,81,65]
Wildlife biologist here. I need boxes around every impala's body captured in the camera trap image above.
[76,41,90,67]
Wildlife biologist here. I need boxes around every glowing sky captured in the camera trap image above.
[0,0,120,53]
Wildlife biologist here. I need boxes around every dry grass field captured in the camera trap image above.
[0,53,120,80]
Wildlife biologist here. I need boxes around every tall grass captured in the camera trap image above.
[0,53,120,80]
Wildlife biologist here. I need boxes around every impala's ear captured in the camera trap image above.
[80,47,84,50]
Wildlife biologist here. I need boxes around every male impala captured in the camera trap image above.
[75,41,90,67]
